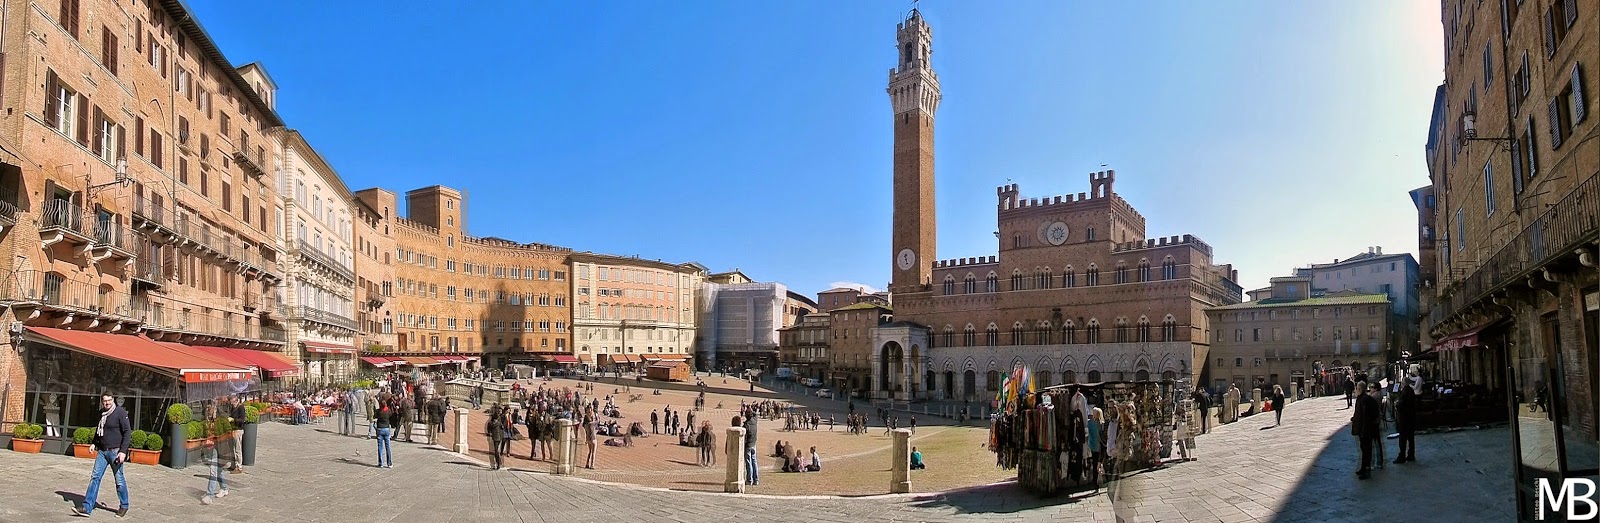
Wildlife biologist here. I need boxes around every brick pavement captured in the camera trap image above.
[0,395,1515,522]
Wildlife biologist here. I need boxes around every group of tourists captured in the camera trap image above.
[1347,371,1420,480]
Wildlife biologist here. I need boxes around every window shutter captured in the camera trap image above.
[134,117,144,156]
[1510,139,1523,193]
[135,20,142,55]
[1574,63,1587,124]
[90,107,103,155]
[1500,0,1511,38]
[1526,118,1538,176]
[1543,8,1557,58]
[1548,99,1564,147]
[43,70,59,127]
[108,30,117,75]
[75,93,89,145]
[1565,0,1577,28]
[116,124,125,159]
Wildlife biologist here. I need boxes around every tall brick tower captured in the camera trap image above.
[888,9,940,292]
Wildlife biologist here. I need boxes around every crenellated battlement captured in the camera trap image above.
[994,170,1146,225]
[1110,234,1213,256]
[934,255,999,269]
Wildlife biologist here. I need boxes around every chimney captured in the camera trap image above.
[1376,246,1383,255]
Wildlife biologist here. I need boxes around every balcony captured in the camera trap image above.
[293,240,355,283]
[233,151,265,178]
[0,198,19,232]
[1428,171,1600,334]
[130,193,169,229]
[169,215,280,282]
[293,305,358,332]
[91,221,137,262]
[0,269,139,325]
[140,309,286,347]
[131,255,163,289]
[39,200,91,247]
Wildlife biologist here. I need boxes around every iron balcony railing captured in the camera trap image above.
[131,193,167,226]
[233,150,265,178]
[171,215,276,277]
[1430,170,1600,332]
[0,198,20,226]
[0,269,136,318]
[294,241,355,282]
[40,200,87,236]
[141,308,285,343]
[131,255,163,285]
[294,305,358,331]
[92,221,138,255]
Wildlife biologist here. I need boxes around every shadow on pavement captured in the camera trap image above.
[906,480,1084,514]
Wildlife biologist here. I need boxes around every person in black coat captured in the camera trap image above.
[76,394,132,517]
[1271,385,1286,426]
[1352,382,1381,479]
[1343,374,1356,408]
[1394,383,1418,464]
[486,408,504,470]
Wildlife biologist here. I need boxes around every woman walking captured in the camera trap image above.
[1272,385,1286,426]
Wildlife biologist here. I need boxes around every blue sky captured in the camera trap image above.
[190,1,1444,297]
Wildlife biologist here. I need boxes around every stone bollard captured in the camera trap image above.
[1289,382,1299,404]
[452,408,470,454]
[556,419,577,475]
[890,428,912,493]
[1251,388,1261,416]
[724,427,747,493]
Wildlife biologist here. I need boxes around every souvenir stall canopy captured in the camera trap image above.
[987,365,1185,494]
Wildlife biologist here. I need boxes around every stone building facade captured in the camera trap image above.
[276,129,356,382]
[1427,0,1596,517]
[570,252,702,371]
[869,10,1242,402]
[1206,276,1392,394]
[380,185,572,370]
[1285,248,1419,362]
[351,190,395,355]
[0,0,296,419]
[776,312,830,382]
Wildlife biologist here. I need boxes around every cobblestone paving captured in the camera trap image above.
[0,396,1514,522]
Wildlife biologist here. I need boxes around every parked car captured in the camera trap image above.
[815,388,834,399]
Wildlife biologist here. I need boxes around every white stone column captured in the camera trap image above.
[1289,382,1298,403]
[1251,388,1261,417]
[555,419,577,475]
[725,427,746,493]
[890,428,911,493]
[452,408,469,454]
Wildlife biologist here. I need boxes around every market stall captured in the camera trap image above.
[987,365,1186,495]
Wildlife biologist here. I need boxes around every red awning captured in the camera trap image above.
[572,354,591,364]
[160,343,302,379]
[302,341,356,354]
[1436,323,1492,351]
[361,356,396,367]
[432,355,459,362]
[402,356,441,366]
[27,327,253,383]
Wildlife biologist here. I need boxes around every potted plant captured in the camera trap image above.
[184,420,208,448]
[10,423,44,454]
[240,405,261,466]
[71,427,96,458]
[128,431,162,465]
[166,403,194,469]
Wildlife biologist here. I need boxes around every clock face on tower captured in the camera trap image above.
[897,248,917,271]
[1046,221,1070,246]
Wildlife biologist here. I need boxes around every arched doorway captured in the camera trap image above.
[942,371,955,399]
[963,370,977,400]
[925,369,935,396]
[879,342,905,394]
[1088,370,1102,382]
[1162,370,1177,380]
[1136,369,1150,381]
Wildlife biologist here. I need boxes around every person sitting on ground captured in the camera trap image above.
[782,449,800,472]
[604,437,625,447]
[806,446,821,472]
[788,449,805,472]
[910,446,926,470]
[629,422,645,437]
[773,440,785,458]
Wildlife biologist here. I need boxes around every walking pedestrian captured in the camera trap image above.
[1352,381,1380,479]
[200,404,231,505]
[1343,373,1356,409]
[374,397,395,468]
[74,394,131,517]
[365,388,378,439]
[1394,378,1418,464]
[672,410,681,436]
[487,407,504,470]
[1370,385,1388,469]
[1271,385,1286,426]
[651,410,660,434]
[583,413,598,469]
[909,416,917,435]
[341,389,357,436]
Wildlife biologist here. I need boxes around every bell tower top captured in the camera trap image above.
[888,9,941,117]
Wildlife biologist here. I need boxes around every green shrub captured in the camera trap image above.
[166,403,193,425]
[129,430,148,449]
[12,423,42,440]
[72,427,94,444]
[212,418,234,436]
[185,420,206,440]
[244,405,261,424]
[144,434,164,451]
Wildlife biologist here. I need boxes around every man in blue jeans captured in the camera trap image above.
[75,394,131,517]
[742,413,759,485]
